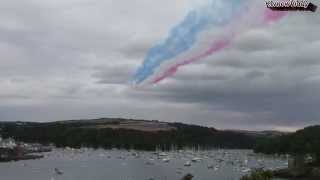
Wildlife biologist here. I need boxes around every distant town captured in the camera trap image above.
[0,137,51,162]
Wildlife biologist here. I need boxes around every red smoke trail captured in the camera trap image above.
[151,9,287,84]
[152,38,232,84]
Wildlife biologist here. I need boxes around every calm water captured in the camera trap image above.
[0,148,288,180]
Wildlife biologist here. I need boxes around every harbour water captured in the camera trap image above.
[0,148,288,180]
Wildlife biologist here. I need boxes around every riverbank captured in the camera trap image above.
[273,166,320,179]
[241,166,320,180]
[0,138,52,162]
[0,152,43,162]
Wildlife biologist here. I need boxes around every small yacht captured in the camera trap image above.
[162,158,170,163]
[54,168,63,175]
[184,161,191,167]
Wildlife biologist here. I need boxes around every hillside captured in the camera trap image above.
[252,126,320,179]
[254,125,320,156]
[0,118,274,151]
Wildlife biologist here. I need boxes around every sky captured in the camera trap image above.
[0,0,319,131]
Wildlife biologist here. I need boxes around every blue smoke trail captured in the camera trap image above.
[132,0,245,84]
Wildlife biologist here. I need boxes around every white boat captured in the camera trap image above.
[184,161,191,167]
[162,158,170,163]
[241,168,251,173]
[159,152,168,156]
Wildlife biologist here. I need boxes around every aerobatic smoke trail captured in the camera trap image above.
[152,38,232,84]
[132,0,245,84]
[132,0,288,85]
[150,10,287,84]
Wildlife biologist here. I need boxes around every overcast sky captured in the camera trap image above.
[0,0,319,131]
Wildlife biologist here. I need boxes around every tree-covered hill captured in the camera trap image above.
[0,118,259,151]
[254,125,320,164]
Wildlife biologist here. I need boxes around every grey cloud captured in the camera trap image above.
[120,42,150,59]
[92,65,134,84]
[233,29,283,52]
[244,70,265,79]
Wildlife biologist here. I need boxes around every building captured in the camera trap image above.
[0,138,17,149]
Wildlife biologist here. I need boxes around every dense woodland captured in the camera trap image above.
[0,119,256,151]
[254,125,320,164]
